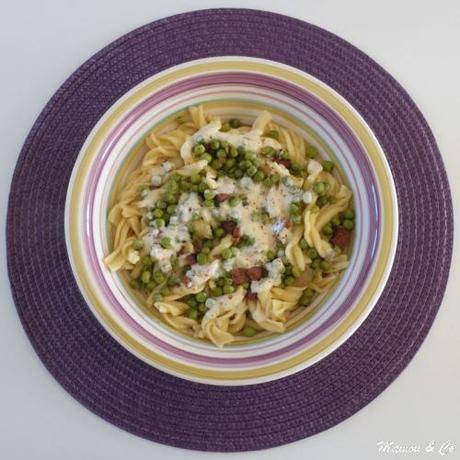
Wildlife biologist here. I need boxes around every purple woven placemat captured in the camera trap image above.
[7,9,453,452]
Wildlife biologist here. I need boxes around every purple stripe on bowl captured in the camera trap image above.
[82,71,381,366]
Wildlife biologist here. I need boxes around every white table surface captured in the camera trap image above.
[1,1,459,459]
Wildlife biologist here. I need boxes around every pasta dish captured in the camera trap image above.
[105,106,355,346]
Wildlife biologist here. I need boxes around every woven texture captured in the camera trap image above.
[7,9,453,452]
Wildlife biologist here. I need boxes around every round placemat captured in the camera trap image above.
[7,9,453,451]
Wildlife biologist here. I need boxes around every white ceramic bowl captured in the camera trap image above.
[65,57,398,385]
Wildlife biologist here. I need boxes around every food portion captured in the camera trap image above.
[104,106,355,346]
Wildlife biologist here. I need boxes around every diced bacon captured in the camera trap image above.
[245,291,258,301]
[181,275,191,287]
[274,158,292,168]
[330,227,352,248]
[221,220,237,235]
[185,254,197,265]
[247,266,264,281]
[215,193,231,203]
[193,239,203,252]
[231,226,241,243]
[232,267,249,285]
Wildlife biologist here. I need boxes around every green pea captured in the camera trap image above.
[188,174,200,184]
[343,219,355,230]
[146,281,156,291]
[221,122,231,133]
[201,153,213,163]
[166,180,179,193]
[328,196,337,204]
[307,248,319,259]
[211,286,223,297]
[160,286,170,296]
[222,248,233,260]
[343,209,355,220]
[228,146,238,158]
[203,199,214,208]
[305,145,318,158]
[152,208,163,218]
[190,184,199,192]
[201,246,211,255]
[193,144,206,155]
[196,253,208,265]
[313,181,327,195]
[156,200,167,209]
[323,160,334,172]
[187,297,198,308]
[261,146,275,156]
[198,304,207,313]
[141,270,151,284]
[167,204,176,214]
[216,277,226,287]
[320,260,331,271]
[311,259,321,270]
[242,282,250,289]
[227,197,239,207]
[289,202,300,214]
[210,139,221,151]
[263,177,273,188]
[253,170,265,183]
[280,150,290,160]
[213,227,224,238]
[167,275,180,287]
[180,181,192,192]
[195,291,207,303]
[229,118,240,128]
[187,308,198,320]
[292,267,301,278]
[233,169,243,179]
[291,214,302,225]
[267,130,279,140]
[240,159,251,170]
[160,237,172,249]
[246,165,258,177]
[225,158,236,169]
[230,247,238,257]
[237,145,246,155]
[132,239,144,250]
[266,250,276,261]
[198,181,208,193]
[215,149,226,160]
[242,326,256,337]
[203,189,214,200]
[300,293,312,306]
[322,223,333,235]
[299,238,308,250]
[332,216,342,226]
[165,193,177,204]
[244,151,257,162]
[142,255,153,266]
[317,195,329,207]
[153,270,166,284]
[223,285,235,294]
[284,276,295,286]
[224,277,233,286]
[210,159,222,170]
